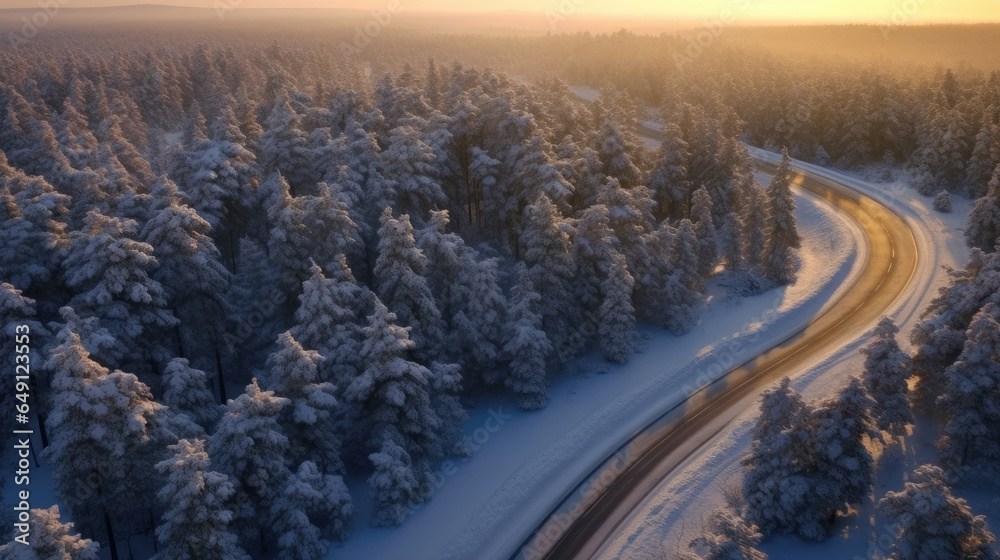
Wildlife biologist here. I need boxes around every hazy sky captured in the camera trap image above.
[2,0,998,24]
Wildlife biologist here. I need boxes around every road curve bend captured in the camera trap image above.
[510,146,919,560]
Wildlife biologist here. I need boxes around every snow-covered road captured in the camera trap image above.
[594,151,970,560]
[527,146,919,560]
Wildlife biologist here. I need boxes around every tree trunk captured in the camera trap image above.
[28,438,39,468]
[104,510,119,560]
[175,323,186,359]
[36,412,48,448]
[215,345,228,404]
[150,509,158,552]
[96,476,120,560]
[228,227,238,272]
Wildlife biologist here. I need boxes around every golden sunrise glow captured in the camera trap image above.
[3,0,999,24]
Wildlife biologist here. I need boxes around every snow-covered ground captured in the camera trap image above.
[571,86,599,103]
[331,148,868,559]
[594,150,997,560]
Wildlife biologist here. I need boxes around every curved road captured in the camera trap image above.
[513,125,919,560]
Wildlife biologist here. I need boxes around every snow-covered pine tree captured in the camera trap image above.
[2,95,82,185]
[49,305,123,369]
[53,99,99,170]
[415,209,467,324]
[520,194,581,360]
[934,190,953,213]
[290,260,364,386]
[345,299,444,525]
[877,465,995,560]
[597,176,655,262]
[502,262,553,409]
[938,304,1000,471]
[762,149,800,285]
[268,461,354,560]
[571,205,619,312]
[177,101,208,152]
[799,378,877,539]
[813,145,832,167]
[642,219,703,336]
[64,209,177,364]
[145,126,171,178]
[0,150,70,292]
[506,135,575,234]
[598,119,643,189]
[631,224,672,320]
[140,176,231,304]
[264,331,343,475]
[374,207,445,360]
[43,322,183,524]
[966,164,1000,252]
[93,143,141,207]
[176,102,257,233]
[340,119,381,202]
[207,379,291,540]
[563,145,604,212]
[259,90,312,194]
[742,377,809,537]
[967,122,1000,197]
[833,85,871,169]
[162,357,221,430]
[366,431,419,527]
[718,211,744,270]
[95,113,155,189]
[154,439,250,560]
[707,138,749,224]
[426,58,442,111]
[861,317,913,437]
[912,106,972,195]
[690,185,719,277]
[0,506,98,560]
[448,252,507,386]
[427,361,469,459]
[379,125,446,217]
[136,54,184,132]
[673,219,704,294]
[255,170,292,235]
[647,122,691,221]
[269,181,358,278]
[741,180,768,274]
[599,252,636,364]
[909,248,1000,413]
